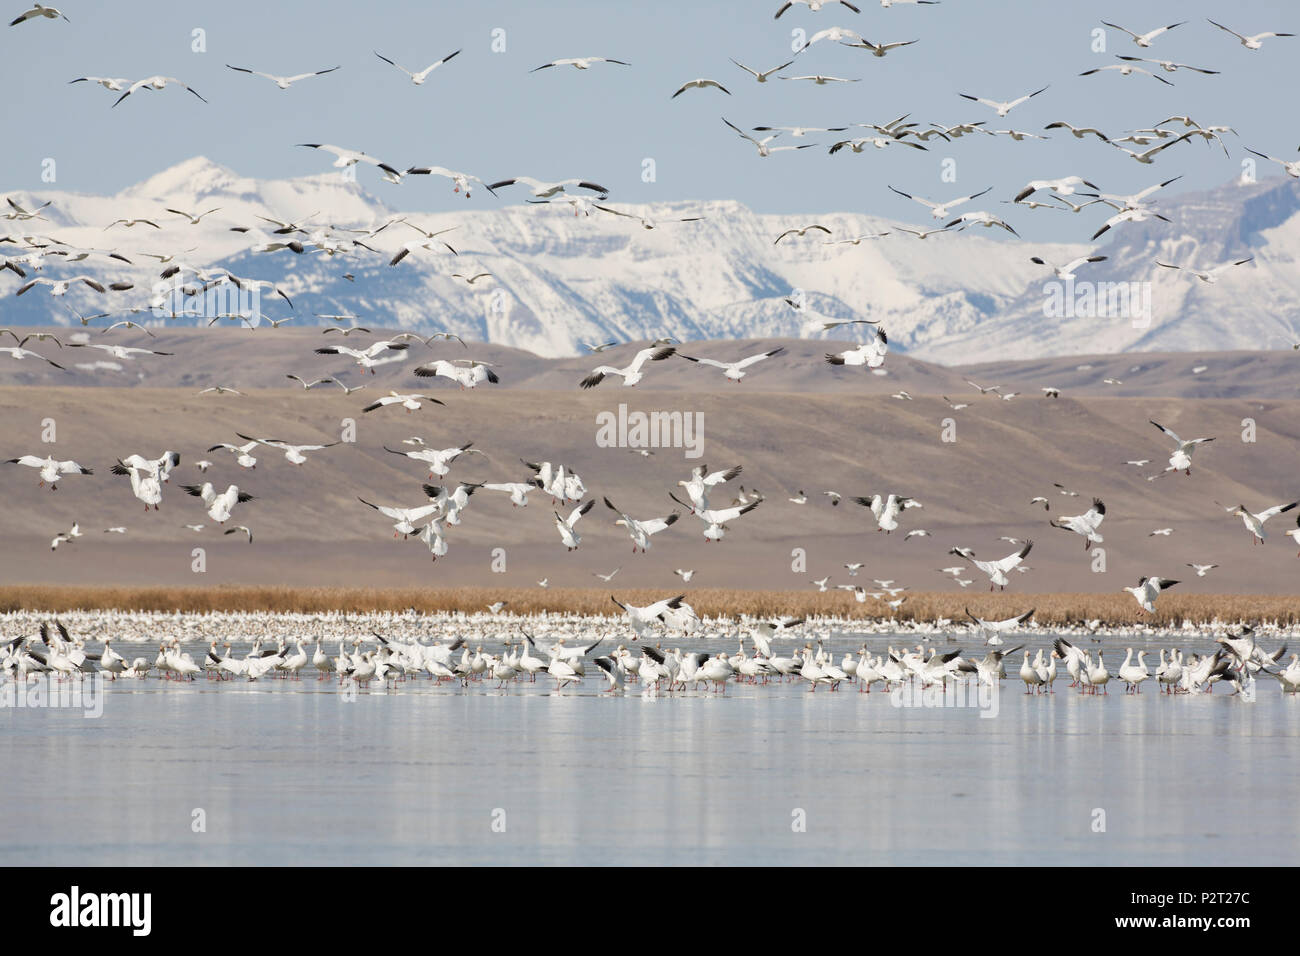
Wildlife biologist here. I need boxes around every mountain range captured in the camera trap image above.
[3,157,1299,361]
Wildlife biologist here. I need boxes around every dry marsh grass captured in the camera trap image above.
[0,585,1296,627]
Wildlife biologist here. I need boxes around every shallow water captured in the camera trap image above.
[2,634,1298,865]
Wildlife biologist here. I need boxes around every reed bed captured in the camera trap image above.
[0,585,1297,627]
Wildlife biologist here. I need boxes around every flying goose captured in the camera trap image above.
[1243,147,1300,178]
[361,391,446,413]
[487,175,608,198]
[579,345,675,388]
[825,328,888,368]
[888,185,991,220]
[314,339,410,372]
[531,56,630,72]
[668,492,760,541]
[6,454,90,487]
[1149,420,1213,475]
[604,497,679,552]
[1116,55,1218,75]
[1123,576,1177,614]
[679,346,783,382]
[113,75,207,106]
[414,359,499,388]
[1049,498,1106,548]
[774,0,861,16]
[10,4,68,25]
[1229,501,1298,544]
[672,78,730,97]
[722,118,816,157]
[728,57,796,83]
[1029,254,1107,279]
[1206,19,1293,50]
[851,493,921,533]
[677,463,742,512]
[1100,20,1185,47]
[236,433,339,466]
[1154,256,1253,283]
[225,64,339,89]
[298,143,403,183]
[373,49,460,83]
[384,441,479,478]
[959,86,1048,117]
[1079,63,1173,85]
[402,166,492,197]
[182,483,254,524]
[948,540,1033,590]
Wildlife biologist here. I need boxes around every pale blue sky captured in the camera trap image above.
[2,0,1296,241]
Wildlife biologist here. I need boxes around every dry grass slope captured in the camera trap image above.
[1,586,1296,627]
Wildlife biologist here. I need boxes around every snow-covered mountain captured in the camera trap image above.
[3,156,1297,360]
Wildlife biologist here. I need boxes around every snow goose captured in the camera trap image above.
[966,607,1034,645]
[722,118,816,157]
[825,328,887,368]
[110,459,162,510]
[373,49,460,83]
[225,64,339,89]
[113,75,207,106]
[415,517,448,560]
[403,166,491,199]
[1123,576,1178,614]
[774,0,860,15]
[181,482,255,524]
[1228,501,1297,544]
[1049,498,1106,549]
[840,38,918,57]
[679,346,783,382]
[959,86,1048,117]
[298,143,403,183]
[409,481,474,526]
[481,481,535,507]
[851,493,921,533]
[66,342,170,360]
[678,464,742,511]
[1118,649,1149,693]
[1019,650,1044,694]
[1243,147,1300,178]
[729,58,795,82]
[1207,20,1293,50]
[1029,254,1106,280]
[611,594,685,639]
[237,433,339,466]
[531,56,630,72]
[669,492,760,541]
[487,176,608,198]
[384,441,478,478]
[1084,652,1110,694]
[944,210,1018,236]
[1116,55,1218,75]
[206,440,258,469]
[414,359,499,388]
[1013,176,1096,203]
[671,78,730,98]
[948,540,1033,591]
[316,339,410,373]
[604,497,679,552]
[10,4,68,25]
[1091,205,1171,240]
[781,73,860,85]
[554,500,594,550]
[579,345,675,388]
[361,391,445,413]
[887,185,991,220]
[1101,20,1184,47]
[1155,256,1253,283]
[6,454,91,487]
[1149,419,1213,475]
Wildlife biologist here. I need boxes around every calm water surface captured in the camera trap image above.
[3,635,1297,865]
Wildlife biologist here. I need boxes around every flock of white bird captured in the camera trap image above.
[3,6,1299,632]
[4,608,1299,699]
